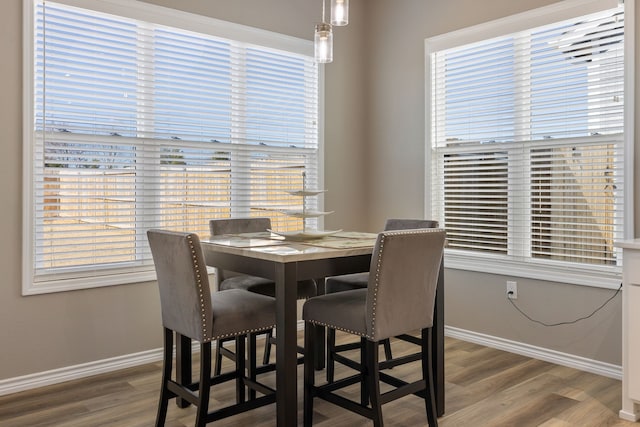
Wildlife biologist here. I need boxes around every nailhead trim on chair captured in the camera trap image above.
[210,325,277,341]
[307,319,367,338]
[187,233,212,343]
[308,232,386,340]
[369,233,384,340]
[187,233,277,342]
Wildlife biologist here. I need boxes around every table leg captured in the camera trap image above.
[275,263,298,427]
[175,333,192,408]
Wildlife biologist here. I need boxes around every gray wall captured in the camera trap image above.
[0,0,633,381]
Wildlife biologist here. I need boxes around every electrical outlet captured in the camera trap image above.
[506,281,517,299]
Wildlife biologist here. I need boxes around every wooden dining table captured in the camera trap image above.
[178,231,444,426]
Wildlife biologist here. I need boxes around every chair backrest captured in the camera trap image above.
[209,217,272,236]
[147,229,213,343]
[384,219,444,322]
[209,218,272,281]
[384,218,438,231]
[366,228,445,341]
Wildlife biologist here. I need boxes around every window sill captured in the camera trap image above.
[22,270,157,296]
[444,250,622,290]
[23,266,219,296]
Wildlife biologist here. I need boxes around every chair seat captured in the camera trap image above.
[303,289,368,337]
[325,272,368,293]
[220,275,317,299]
[211,289,276,339]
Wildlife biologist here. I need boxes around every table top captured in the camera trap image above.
[201,231,378,262]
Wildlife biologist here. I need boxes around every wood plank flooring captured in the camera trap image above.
[0,334,635,426]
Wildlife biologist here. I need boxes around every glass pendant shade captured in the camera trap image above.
[330,0,349,26]
[314,23,333,63]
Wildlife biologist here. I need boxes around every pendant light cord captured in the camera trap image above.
[322,0,327,24]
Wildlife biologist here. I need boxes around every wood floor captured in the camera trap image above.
[0,334,635,427]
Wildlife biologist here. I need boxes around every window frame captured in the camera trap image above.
[22,0,324,295]
[424,0,634,289]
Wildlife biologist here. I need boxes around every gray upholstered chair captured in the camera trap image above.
[147,229,276,427]
[325,218,440,382]
[209,217,317,374]
[303,228,445,427]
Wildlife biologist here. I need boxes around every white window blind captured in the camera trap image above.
[25,0,319,292]
[429,3,625,281]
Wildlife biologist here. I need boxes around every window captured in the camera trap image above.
[23,0,321,294]
[426,0,630,287]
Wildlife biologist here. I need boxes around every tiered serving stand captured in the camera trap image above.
[267,172,341,241]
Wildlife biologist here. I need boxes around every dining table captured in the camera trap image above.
[177,230,445,426]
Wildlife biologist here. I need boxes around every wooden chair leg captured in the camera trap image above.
[155,328,173,427]
[360,337,368,406]
[365,339,383,427]
[214,339,223,376]
[326,328,336,383]
[195,343,212,427]
[236,336,246,404]
[382,339,393,362]
[216,336,246,376]
[248,332,258,401]
[304,322,316,427]
[262,329,274,365]
[422,328,438,427]
[175,334,192,409]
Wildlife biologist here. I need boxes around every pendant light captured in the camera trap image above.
[314,0,333,63]
[330,0,349,26]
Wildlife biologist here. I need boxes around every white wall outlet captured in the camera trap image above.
[506,281,517,299]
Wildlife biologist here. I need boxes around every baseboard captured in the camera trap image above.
[0,325,307,398]
[619,409,640,421]
[0,347,165,397]
[445,326,622,380]
[3,323,616,398]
